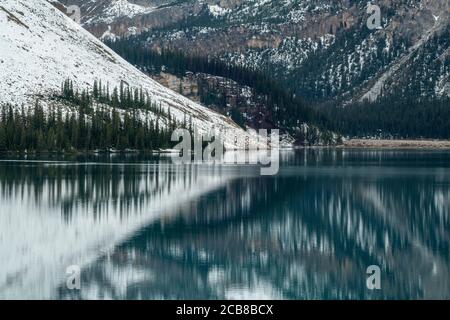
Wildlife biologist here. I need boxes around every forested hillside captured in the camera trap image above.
[0,80,178,152]
[106,38,339,145]
[106,36,450,139]
[0,0,265,153]
[72,0,450,140]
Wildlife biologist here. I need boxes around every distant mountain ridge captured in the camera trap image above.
[60,0,450,105]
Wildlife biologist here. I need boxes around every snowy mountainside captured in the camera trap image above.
[0,0,265,149]
[64,0,450,105]
[82,0,158,25]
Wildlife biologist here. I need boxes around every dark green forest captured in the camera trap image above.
[320,98,450,139]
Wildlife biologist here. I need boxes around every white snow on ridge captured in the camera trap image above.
[0,0,265,149]
[208,5,231,17]
[100,0,156,24]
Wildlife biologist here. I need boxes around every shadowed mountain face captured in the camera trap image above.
[59,0,450,104]
[14,150,442,300]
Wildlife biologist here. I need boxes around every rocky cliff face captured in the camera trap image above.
[59,0,450,105]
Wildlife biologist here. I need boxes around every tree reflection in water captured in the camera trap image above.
[56,151,450,300]
[0,150,449,299]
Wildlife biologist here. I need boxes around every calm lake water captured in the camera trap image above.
[0,149,449,300]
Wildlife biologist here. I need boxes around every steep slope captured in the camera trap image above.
[0,0,264,149]
[64,0,450,105]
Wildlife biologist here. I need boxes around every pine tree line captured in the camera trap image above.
[0,79,189,152]
[60,79,170,119]
[320,97,450,139]
[0,102,177,152]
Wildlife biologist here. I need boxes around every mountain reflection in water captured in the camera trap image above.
[0,150,449,299]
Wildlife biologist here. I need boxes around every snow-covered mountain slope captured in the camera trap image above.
[0,0,264,149]
[54,0,153,24]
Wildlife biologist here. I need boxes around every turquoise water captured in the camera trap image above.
[1,149,449,299]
